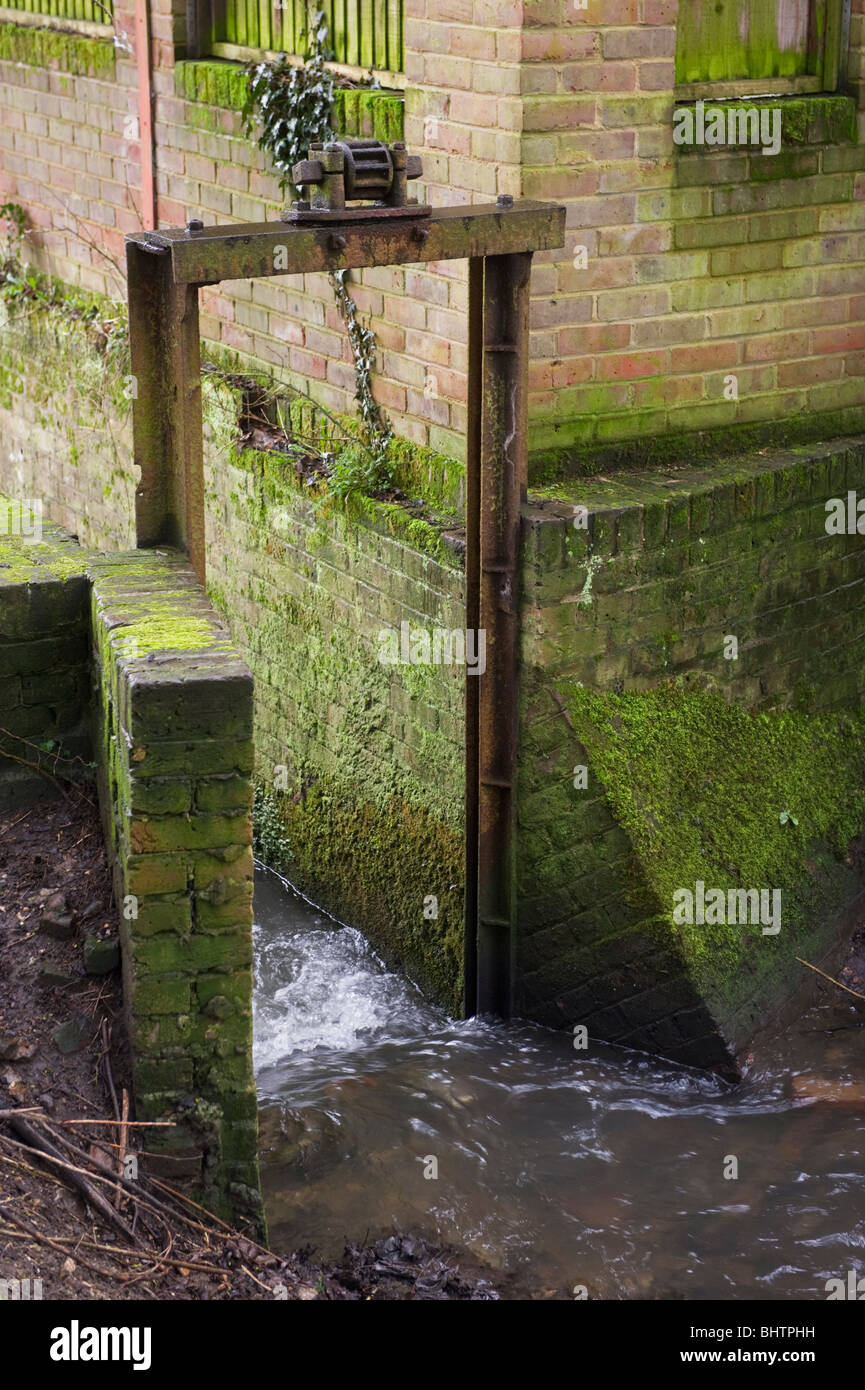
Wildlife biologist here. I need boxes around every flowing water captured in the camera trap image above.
[254,866,865,1300]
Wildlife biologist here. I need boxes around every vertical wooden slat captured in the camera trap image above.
[345,0,359,65]
[210,0,225,48]
[387,0,401,71]
[232,0,246,49]
[332,0,346,64]
[822,0,843,89]
[323,0,335,56]
[276,0,290,54]
[360,0,373,67]
[372,0,387,68]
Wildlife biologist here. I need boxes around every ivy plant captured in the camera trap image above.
[241,19,395,501]
[242,11,335,195]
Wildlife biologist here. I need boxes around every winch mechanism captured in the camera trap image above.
[282,139,429,222]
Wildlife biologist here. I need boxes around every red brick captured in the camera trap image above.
[599,350,665,380]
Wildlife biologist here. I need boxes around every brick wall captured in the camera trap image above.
[0,302,135,550]
[0,511,261,1223]
[1,317,470,1013]
[90,547,261,1226]
[518,2,865,468]
[515,436,865,1071]
[0,507,90,807]
[2,3,863,470]
[204,374,468,1011]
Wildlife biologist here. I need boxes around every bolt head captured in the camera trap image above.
[496,193,514,208]
[186,218,204,233]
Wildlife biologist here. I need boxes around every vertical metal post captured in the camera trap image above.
[127,241,206,582]
[474,250,532,1017]
[463,257,483,1017]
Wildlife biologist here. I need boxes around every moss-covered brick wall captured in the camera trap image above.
[174,59,405,143]
[203,374,467,1012]
[0,505,91,808]
[90,548,262,1228]
[0,22,114,81]
[2,7,865,463]
[0,506,262,1225]
[516,438,865,1075]
[0,302,136,552]
[0,311,468,1011]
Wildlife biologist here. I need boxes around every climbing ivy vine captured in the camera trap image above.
[329,268,392,468]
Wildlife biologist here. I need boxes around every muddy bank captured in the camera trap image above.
[0,793,500,1301]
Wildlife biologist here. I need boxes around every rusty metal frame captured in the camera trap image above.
[125,197,564,1018]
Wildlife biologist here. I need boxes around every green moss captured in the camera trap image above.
[176,58,250,110]
[673,96,856,149]
[175,58,404,142]
[562,680,865,1022]
[0,507,88,582]
[0,22,114,79]
[112,611,228,658]
[529,405,865,485]
[258,782,464,1013]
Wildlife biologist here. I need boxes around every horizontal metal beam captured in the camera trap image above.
[125,201,566,286]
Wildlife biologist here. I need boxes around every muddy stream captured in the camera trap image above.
[254,867,865,1300]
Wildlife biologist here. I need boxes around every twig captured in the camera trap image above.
[0,1223,234,1279]
[58,1118,175,1128]
[2,1211,122,1280]
[796,956,865,1003]
[1,1118,139,1243]
[115,1088,129,1209]
[149,1176,275,1259]
[101,1020,120,1121]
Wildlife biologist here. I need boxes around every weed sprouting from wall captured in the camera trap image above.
[328,268,393,490]
[253,781,293,869]
[0,202,129,380]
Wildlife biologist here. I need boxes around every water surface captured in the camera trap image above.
[254,867,865,1299]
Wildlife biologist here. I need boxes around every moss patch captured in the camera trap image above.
[0,22,115,79]
[174,58,404,142]
[673,96,857,150]
[259,784,464,1013]
[529,407,865,485]
[563,680,865,1036]
[0,515,88,584]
